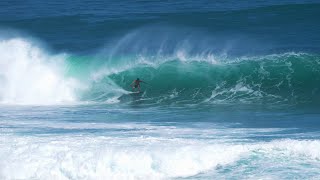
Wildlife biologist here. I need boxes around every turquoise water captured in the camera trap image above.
[1,0,320,179]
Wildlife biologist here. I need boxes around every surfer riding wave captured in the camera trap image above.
[130,78,147,93]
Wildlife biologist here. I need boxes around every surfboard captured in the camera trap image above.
[129,91,142,94]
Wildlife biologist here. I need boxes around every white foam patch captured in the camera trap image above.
[0,135,249,180]
[257,139,320,160]
[0,38,82,105]
[1,132,320,180]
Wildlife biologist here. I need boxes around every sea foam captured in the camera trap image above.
[2,134,320,180]
[0,38,81,105]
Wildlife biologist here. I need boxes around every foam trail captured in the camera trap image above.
[0,38,81,105]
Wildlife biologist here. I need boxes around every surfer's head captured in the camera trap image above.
[137,78,140,81]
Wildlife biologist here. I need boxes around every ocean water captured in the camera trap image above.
[1,0,320,179]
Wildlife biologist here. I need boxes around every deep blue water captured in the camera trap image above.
[1,0,320,179]
[1,0,320,54]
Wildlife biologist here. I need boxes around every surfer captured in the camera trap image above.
[130,78,147,92]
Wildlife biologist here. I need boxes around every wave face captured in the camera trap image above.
[77,52,320,106]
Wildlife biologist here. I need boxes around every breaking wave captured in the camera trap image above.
[1,37,319,106]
